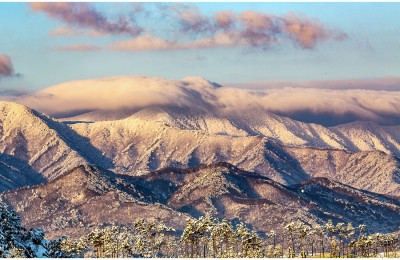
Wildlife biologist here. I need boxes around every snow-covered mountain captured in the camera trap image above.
[0,101,112,188]
[64,104,400,157]
[2,96,400,240]
[0,164,192,240]
[68,106,400,195]
[10,75,400,158]
[1,101,400,196]
[3,163,400,240]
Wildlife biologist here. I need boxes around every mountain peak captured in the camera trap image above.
[0,101,35,118]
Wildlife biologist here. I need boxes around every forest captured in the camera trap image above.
[1,203,399,258]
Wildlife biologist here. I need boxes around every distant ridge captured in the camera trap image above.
[64,103,400,158]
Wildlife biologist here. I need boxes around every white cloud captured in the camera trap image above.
[5,75,400,126]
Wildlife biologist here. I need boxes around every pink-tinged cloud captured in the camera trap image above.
[170,3,212,34]
[110,34,180,51]
[236,10,278,47]
[238,10,275,31]
[163,5,345,49]
[113,7,346,51]
[50,44,101,52]
[0,55,15,77]
[8,75,400,126]
[182,31,249,49]
[42,3,348,51]
[29,2,142,36]
[281,11,348,49]
[214,10,236,30]
[225,77,400,91]
[49,26,105,37]
[49,26,76,37]
[110,32,252,51]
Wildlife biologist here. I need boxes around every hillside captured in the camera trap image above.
[2,163,400,240]
[65,104,400,158]
[1,101,400,196]
[0,101,113,185]
[0,164,190,240]
[142,162,400,234]
[69,114,400,195]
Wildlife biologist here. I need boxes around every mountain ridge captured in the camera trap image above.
[68,111,400,195]
[64,105,400,158]
[2,101,400,196]
[2,162,400,240]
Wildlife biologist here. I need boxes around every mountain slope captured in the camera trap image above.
[1,101,400,196]
[2,163,400,240]
[68,114,400,196]
[65,105,400,158]
[141,162,400,233]
[0,164,190,240]
[0,153,45,191]
[0,101,113,184]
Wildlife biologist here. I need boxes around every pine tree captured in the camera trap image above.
[134,218,174,257]
[284,222,296,257]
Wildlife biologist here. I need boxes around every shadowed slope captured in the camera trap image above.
[2,163,400,240]
[0,164,190,240]
[0,101,113,184]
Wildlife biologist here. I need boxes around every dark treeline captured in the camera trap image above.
[52,217,400,258]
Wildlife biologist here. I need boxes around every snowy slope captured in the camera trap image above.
[0,101,112,183]
[65,105,400,158]
[0,164,192,240]
[0,153,44,191]
[12,75,400,156]
[2,101,400,195]
[68,113,400,195]
[3,163,400,240]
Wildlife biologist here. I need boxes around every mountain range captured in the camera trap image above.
[1,101,400,194]
[2,162,400,240]
[1,90,400,238]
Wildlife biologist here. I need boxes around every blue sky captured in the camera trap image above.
[0,2,399,92]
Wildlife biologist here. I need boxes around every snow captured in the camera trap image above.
[2,100,400,196]
[63,104,400,158]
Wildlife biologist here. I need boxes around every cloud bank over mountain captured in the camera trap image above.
[3,75,400,126]
[226,77,400,91]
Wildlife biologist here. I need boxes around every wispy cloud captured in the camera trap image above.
[214,10,236,30]
[7,75,400,126]
[31,3,347,52]
[49,43,101,52]
[281,11,348,49]
[0,88,29,97]
[109,32,247,51]
[0,55,14,77]
[49,26,105,37]
[110,34,180,51]
[169,3,213,34]
[29,2,142,36]
[49,26,76,37]
[110,5,347,51]
[0,54,21,78]
[225,77,400,91]
[167,4,347,49]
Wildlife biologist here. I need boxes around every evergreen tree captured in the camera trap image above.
[0,203,70,257]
